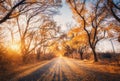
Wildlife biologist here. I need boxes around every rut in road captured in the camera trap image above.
[12,57,120,81]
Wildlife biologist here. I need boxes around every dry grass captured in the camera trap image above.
[0,60,50,81]
[74,58,120,74]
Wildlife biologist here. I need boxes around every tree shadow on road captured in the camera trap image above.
[17,59,56,81]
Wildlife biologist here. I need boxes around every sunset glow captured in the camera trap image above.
[59,54,63,58]
[10,43,20,52]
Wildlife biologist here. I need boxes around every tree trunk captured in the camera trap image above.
[22,54,27,63]
[80,53,83,60]
[37,52,40,60]
[110,39,115,54]
[72,54,74,58]
[36,48,41,60]
[91,47,98,62]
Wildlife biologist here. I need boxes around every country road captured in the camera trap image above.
[10,56,120,81]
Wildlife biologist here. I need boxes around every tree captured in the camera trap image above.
[68,27,88,59]
[107,0,120,22]
[0,0,61,62]
[0,0,62,24]
[104,23,120,53]
[35,17,60,60]
[118,35,120,42]
[16,13,60,62]
[0,0,25,24]
[61,27,88,59]
[67,0,107,62]
[78,46,86,60]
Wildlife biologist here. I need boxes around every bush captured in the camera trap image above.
[83,53,93,60]
[98,52,120,65]
[40,53,56,60]
[0,46,22,72]
[101,53,112,59]
[0,47,10,72]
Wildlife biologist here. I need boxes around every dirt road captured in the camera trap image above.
[10,57,120,81]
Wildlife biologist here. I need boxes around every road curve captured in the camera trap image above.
[11,57,120,81]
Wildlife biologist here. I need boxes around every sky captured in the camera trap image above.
[53,0,77,32]
[96,39,120,53]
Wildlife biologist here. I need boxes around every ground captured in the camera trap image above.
[3,57,120,81]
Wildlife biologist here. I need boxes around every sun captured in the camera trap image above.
[10,43,20,52]
[11,44,19,50]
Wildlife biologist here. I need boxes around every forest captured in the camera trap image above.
[0,0,120,81]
